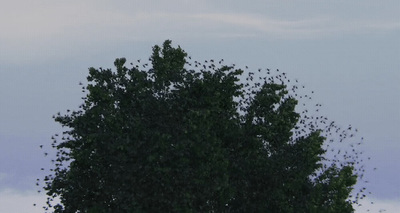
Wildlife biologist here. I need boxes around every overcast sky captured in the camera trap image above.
[0,0,399,212]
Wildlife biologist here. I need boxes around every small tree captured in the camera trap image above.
[41,40,364,212]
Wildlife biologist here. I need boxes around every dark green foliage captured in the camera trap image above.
[42,40,359,212]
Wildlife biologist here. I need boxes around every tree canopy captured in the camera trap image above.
[40,40,367,212]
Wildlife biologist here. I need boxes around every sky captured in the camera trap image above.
[0,0,399,212]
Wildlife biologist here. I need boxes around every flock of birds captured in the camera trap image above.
[182,57,375,209]
[37,56,377,211]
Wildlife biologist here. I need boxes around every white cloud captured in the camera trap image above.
[0,188,398,213]
[0,189,49,213]
[354,197,400,213]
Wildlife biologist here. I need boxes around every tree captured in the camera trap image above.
[41,40,364,212]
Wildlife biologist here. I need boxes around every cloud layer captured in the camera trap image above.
[0,189,47,213]
[1,0,398,43]
[0,189,398,213]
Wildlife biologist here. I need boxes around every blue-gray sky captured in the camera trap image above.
[0,1,399,212]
